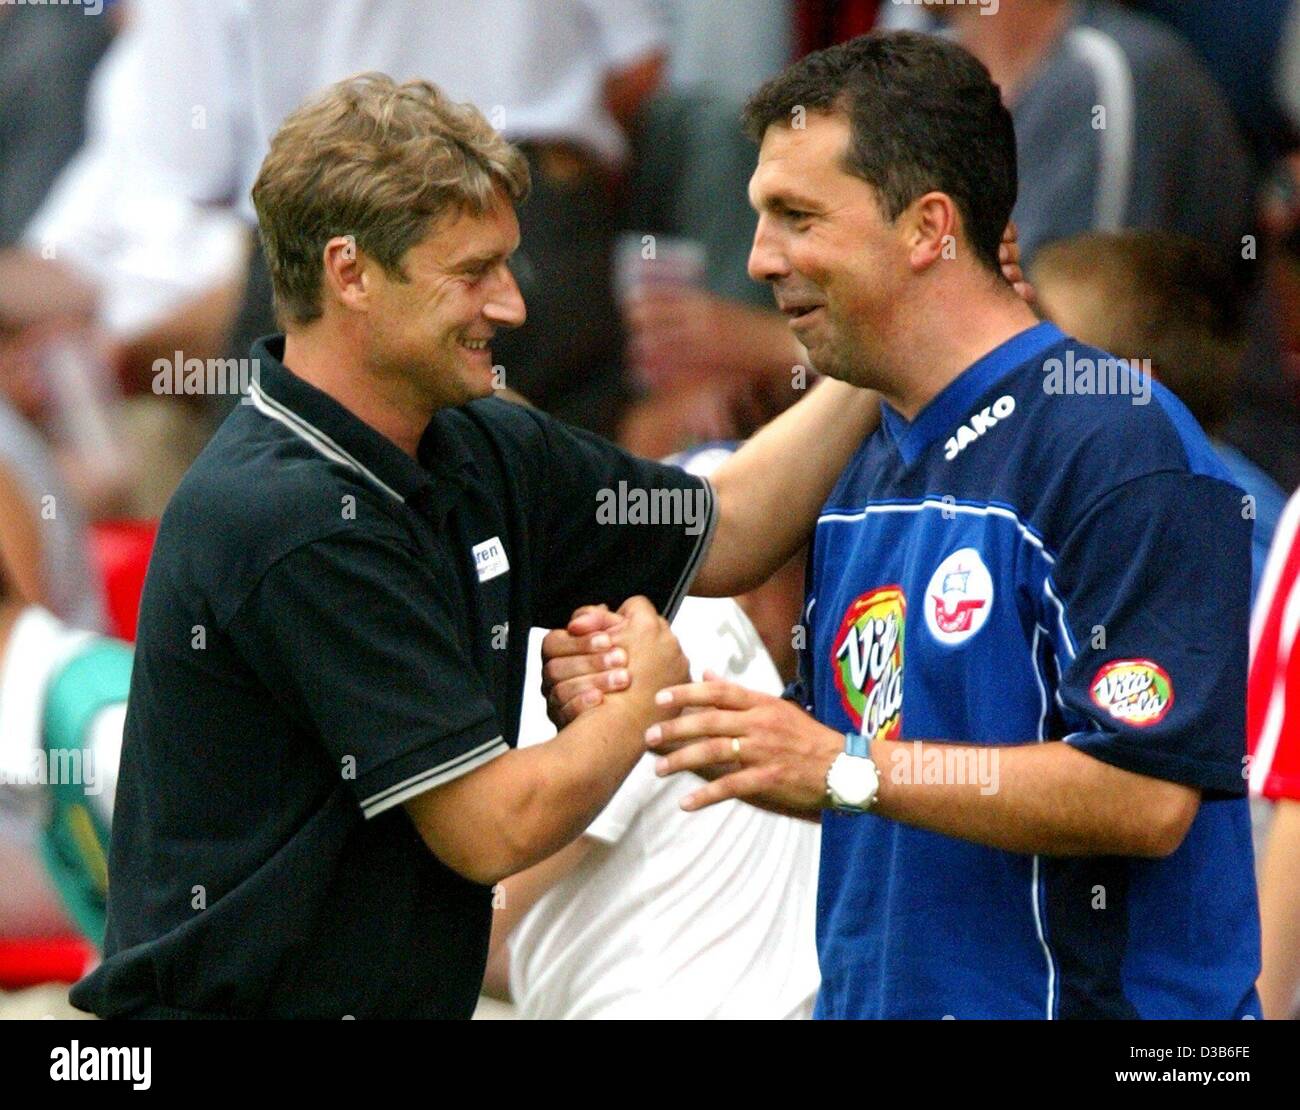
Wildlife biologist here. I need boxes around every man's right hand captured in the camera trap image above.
[541,604,626,727]
[541,599,686,727]
[410,598,688,886]
[606,596,690,716]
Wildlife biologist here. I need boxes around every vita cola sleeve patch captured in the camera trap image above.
[1089,659,1174,727]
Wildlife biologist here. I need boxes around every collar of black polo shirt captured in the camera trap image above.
[248,334,476,519]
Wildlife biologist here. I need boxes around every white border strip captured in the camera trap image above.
[362,735,507,819]
[1249,575,1300,795]
[1251,492,1300,657]
[819,499,1056,564]
[663,477,718,622]
[1029,623,1058,1019]
[1069,26,1135,231]
[247,380,406,504]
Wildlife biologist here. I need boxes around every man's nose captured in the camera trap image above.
[748,217,790,284]
[485,265,527,329]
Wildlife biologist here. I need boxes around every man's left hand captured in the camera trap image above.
[646,675,843,817]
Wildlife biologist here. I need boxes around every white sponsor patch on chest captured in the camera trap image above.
[472,536,510,582]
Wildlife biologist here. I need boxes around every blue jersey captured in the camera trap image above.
[803,322,1260,1019]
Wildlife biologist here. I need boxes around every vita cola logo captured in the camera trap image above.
[944,395,1016,461]
[833,585,905,740]
[1090,659,1174,727]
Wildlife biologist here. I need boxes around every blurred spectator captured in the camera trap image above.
[904,0,1255,264]
[881,0,1300,494]
[1032,231,1288,601]
[1124,0,1300,174]
[0,511,126,947]
[24,0,670,439]
[1249,490,1300,1018]
[617,88,806,457]
[2,0,243,516]
[0,1,115,248]
[664,0,792,101]
[0,396,105,631]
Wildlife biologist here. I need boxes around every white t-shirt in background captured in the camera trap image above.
[509,597,821,1020]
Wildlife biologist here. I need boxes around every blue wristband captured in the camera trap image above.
[844,732,869,758]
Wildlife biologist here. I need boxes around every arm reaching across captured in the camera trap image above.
[693,377,877,597]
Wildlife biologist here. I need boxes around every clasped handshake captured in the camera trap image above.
[540,597,844,819]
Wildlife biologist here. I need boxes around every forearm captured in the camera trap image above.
[1258,799,1300,1019]
[868,738,1199,858]
[408,696,654,885]
[694,378,879,596]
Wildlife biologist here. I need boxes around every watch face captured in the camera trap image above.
[831,754,878,808]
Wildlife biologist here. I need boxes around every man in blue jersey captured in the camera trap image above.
[644,31,1261,1019]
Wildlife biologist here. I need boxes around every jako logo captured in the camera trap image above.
[943,395,1016,461]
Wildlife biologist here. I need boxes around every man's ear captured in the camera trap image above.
[903,192,961,273]
[321,235,370,313]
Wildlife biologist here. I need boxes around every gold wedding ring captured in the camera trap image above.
[731,737,742,758]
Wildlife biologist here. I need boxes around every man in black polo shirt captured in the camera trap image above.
[70,74,879,1018]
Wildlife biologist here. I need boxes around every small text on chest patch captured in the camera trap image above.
[472,536,510,582]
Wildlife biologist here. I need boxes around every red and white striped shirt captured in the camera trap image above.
[1249,489,1300,799]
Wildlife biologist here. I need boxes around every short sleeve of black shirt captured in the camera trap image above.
[468,401,716,628]
[229,526,508,819]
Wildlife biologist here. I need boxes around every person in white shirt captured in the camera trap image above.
[484,446,820,1020]
[25,0,667,434]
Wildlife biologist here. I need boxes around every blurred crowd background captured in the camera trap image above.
[2,0,1300,1016]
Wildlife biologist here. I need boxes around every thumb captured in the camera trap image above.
[567,604,620,635]
[617,595,656,620]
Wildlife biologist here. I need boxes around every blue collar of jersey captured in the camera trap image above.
[879,321,1065,465]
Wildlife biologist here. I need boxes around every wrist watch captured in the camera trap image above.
[825,732,881,814]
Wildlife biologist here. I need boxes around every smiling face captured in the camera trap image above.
[747,112,911,388]
[362,189,526,410]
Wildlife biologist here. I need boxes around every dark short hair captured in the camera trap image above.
[1031,230,1246,431]
[742,30,1018,274]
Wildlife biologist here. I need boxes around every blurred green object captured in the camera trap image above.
[40,638,132,949]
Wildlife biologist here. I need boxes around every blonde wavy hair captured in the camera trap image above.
[251,72,531,325]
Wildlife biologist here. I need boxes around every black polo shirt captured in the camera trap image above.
[71,335,715,1019]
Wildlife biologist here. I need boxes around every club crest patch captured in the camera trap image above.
[1089,659,1173,727]
[924,547,993,646]
[832,585,905,740]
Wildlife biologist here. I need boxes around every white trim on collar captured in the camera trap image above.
[246,379,406,504]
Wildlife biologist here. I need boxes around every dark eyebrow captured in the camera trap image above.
[759,192,823,216]
[449,236,520,272]
[451,251,506,272]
